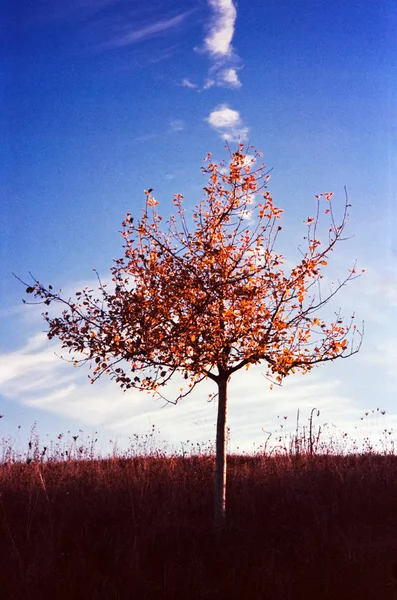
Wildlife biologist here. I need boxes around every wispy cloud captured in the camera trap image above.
[204,66,242,89]
[168,119,185,133]
[204,0,237,58]
[206,104,248,141]
[182,1,242,91]
[0,333,60,387]
[1,329,378,454]
[181,78,198,89]
[133,119,185,144]
[103,11,194,49]
[219,66,241,87]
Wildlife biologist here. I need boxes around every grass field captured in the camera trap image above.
[1,413,397,600]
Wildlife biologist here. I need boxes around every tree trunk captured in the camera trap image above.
[214,375,229,530]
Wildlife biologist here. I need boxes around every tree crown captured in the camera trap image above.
[21,144,363,402]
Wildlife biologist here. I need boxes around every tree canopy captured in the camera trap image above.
[22,144,363,398]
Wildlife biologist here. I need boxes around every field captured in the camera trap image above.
[1,418,397,600]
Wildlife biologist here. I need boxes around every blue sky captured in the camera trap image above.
[1,0,396,456]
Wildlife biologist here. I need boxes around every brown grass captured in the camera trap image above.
[1,413,396,600]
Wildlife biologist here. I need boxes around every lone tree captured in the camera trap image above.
[19,144,363,529]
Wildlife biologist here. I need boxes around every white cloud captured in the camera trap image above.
[219,67,241,87]
[183,1,242,90]
[207,104,239,128]
[204,0,237,57]
[206,103,249,141]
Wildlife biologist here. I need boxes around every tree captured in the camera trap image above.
[19,144,363,530]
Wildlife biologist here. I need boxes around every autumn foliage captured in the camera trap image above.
[23,144,362,394]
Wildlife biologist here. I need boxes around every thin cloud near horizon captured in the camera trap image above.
[0,327,383,450]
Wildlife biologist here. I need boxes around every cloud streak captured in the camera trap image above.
[181,78,198,89]
[103,11,194,48]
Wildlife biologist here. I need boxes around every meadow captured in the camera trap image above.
[1,411,396,600]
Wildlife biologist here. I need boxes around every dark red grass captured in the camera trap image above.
[1,449,397,600]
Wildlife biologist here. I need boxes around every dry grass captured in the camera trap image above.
[1,411,396,600]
